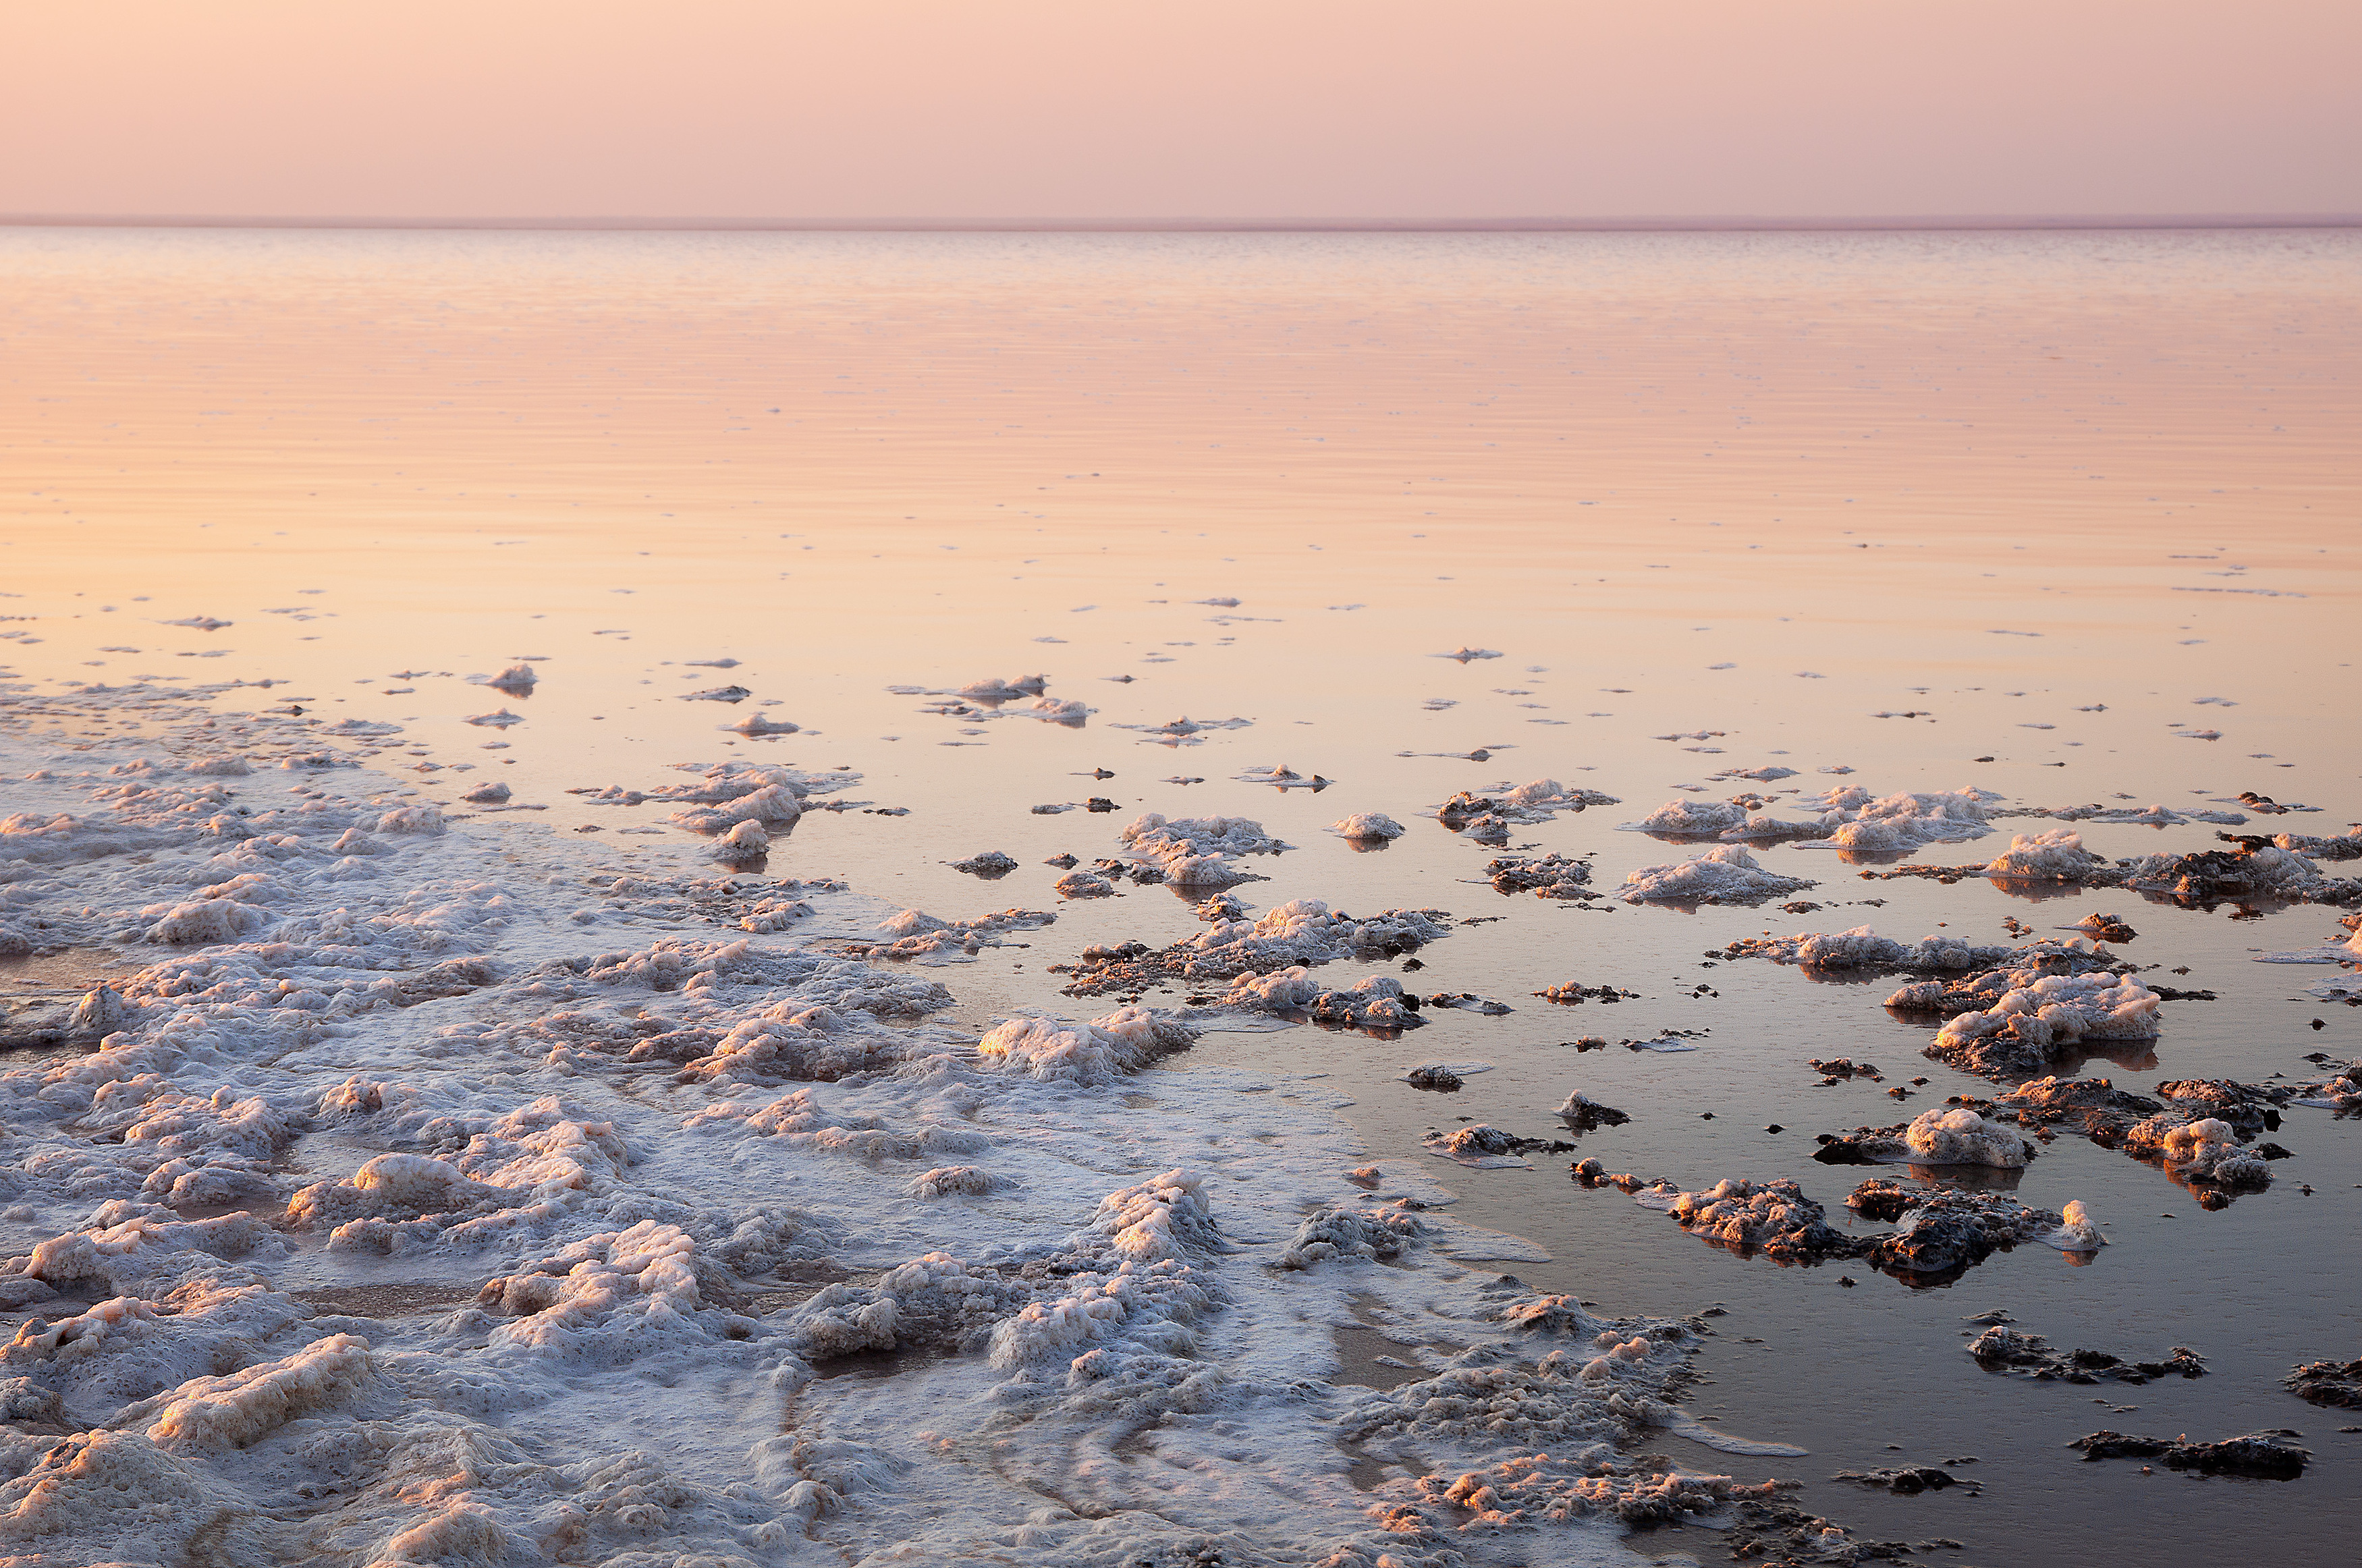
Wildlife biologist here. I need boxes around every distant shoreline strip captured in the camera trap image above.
[3,213,2358,235]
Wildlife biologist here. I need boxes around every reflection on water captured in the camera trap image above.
[2,225,2357,1568]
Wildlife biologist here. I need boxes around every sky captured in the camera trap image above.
[5,1,2357,223]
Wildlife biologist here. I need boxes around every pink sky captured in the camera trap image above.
[6,0,2357,222]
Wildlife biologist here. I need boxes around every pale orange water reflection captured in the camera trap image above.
[2,226,2357,1567]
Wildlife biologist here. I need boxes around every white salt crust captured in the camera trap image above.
[0,679,1777,1567]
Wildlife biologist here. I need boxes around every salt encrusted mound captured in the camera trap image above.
[1232,763,1329,788]
[1275,1206,1425,1269]
[683,1086,988,1163]
[472,942,964,1087]
[1846,1181,2062,1275]
[1624,785,1998,851]
[710,816,767,862]
[2068,1430,2309,1478]
[1327,812,1406,841]
[2291,1057,2362,1111]
[1813,1107,2033,1168]
[728,711,800,735]
[2026,802,2247,826]
[1491,779,1621,814]
[1117,812,1292,884]
[1982,827,2118,882]
[1109,712,1254,744]
[1626,798,1748,836]
[2284,1357,2362,1408]
[1794,786,2000,851]
[278,1097,631,1254]
[526,936,953,1012]
[2,1279,309,1420]
[1485,852,1593,899]
[2122,1115,2274,1187]
[1983,1075,2296,1194]
[1720,925,2028,972]
[784,1170,1225,1374]
[1556,1092,1630,1130]
[1339,1290,1798,1526]
[954,674,1048,700]
[1424,1124,1553,1169]
[1621,1172,2065,1279]
[2074,911,2139,942]
[1917,971,2160,1078]
[1642,1179,1859,1262]
[651,762,843,834]
[1620,844,1817,905]
[1211,969,1424,1029]
[0,1429,275,1563]
[3,1209,290,1299]
[977,1007,1199,1085]
[124,1331,376,1451]
[1438,782,1619,843]
[1969,1326,2205,1384]
[1534,980,1638,1005]
[846,905,1055,961]
[1018,695,1093,725]
[1058,897,1448,995]
[1998,1074,2164,1128]
[2124,842,2332,903]
[2271,827,2362,861]
[2151,1077,2290,1136]
[905,1165,1002,1198]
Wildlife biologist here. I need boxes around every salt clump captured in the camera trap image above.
[977,1007,1197,1085]
[1275,1206,1423,1268]
[711,818,768,861]
[1327,812,1405,840]
[1902,1108,2031,1167]
[1062,898,1448,996]
[1721,926,2019,971]
[1620,844,1816,905]
[2124,1115,2273,1187]
[1118,813,1292,885]
[847,906,1053,961]
[1485,853,1594,899]
[1922,971,2160,1077]
[1209,969,1424,1029]
[1983,827,2112,881]
[1647,1178,1857,1261]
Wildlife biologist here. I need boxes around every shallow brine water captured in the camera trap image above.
[0,226,2357,1567]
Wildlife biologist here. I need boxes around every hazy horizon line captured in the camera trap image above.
[6,212,2359,235]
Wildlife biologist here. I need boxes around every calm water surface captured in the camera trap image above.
[3,226,2357,1564]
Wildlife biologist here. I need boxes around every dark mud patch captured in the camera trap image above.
[294,1281,479,1318]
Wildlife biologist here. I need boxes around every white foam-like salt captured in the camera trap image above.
[0,678,1806,1564]
[1620,843,1817,904]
